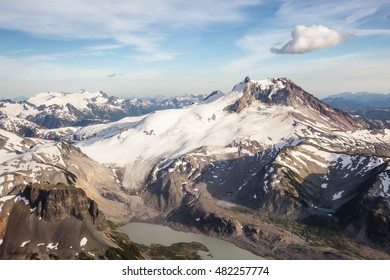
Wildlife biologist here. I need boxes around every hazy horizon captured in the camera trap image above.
[1,84,389,102]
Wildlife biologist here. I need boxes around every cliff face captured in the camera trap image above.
[0,183,111,259]
[225,78,374,131]
[21,183,105,228]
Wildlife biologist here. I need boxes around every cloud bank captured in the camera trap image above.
[271,25,351,54]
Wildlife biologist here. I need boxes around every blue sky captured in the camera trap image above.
[0,0,389,98]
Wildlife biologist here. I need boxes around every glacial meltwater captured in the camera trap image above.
[121,222,264,260]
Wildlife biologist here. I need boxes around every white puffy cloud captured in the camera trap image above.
[271,25,351,54]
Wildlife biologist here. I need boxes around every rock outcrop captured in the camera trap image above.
[21,183,106,227]
[0,183,111,259]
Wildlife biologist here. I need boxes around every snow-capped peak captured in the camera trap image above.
[231,77,287,93]
[231,76,250,92]
[28,90,108,109]
[203,90,225,103]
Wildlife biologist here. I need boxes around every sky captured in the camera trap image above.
[0,0,389,98]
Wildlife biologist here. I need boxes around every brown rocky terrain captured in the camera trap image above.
[0,183,113,259]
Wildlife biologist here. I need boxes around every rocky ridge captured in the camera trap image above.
[0,183,111,259]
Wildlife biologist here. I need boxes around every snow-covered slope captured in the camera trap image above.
[76,79,309,189]
[0,129,132,221]
[75,78,388,192]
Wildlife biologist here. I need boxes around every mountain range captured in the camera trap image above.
[322,92,390,121]
[0,77,389,259]
[0,91,204,139]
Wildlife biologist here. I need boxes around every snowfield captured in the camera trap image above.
[71,78,390,191]
[76,79,305,189]
[28,90,108,109]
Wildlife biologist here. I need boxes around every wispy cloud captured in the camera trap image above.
[271,25,352,54]
[276,0,389,28]
[5,48,32,54]
[0,0,264,57]
[221,30,287,71]
[134,52,178,62]
[84,44,124,51]
[355,29,390,36]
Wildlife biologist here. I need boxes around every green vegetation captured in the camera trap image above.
[267,215,354,256]
[105,231,143,260]
[146,242,208,260]
[234,206,262,217]
[106,220,119,230]
[234,205,356,257]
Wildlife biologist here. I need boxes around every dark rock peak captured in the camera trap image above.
[227,78,291,112]
[20,183,106,228]
[203,90,224,102]
[225,77,372,130]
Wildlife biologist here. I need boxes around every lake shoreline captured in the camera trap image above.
[121,222,264,260]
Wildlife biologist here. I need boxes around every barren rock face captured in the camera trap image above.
[225,78,381,131]
[0,183,110,259]
[21,183,106,228]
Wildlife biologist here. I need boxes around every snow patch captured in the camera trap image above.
[20,240,30,247]
[332,191,344,200]
[381,173,390,195]
[0,195,15,203]
[80,237,88,247]
[71,164,79,170]
[15,195,29,205]
[291,150,327,168]
[160,159,174,170]
[46,243,59,250]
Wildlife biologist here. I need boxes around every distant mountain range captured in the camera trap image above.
[0,92,206,139]
[322,92,390,120]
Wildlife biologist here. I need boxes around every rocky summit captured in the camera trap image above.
[0,77,389,259]
[0,183,111,259]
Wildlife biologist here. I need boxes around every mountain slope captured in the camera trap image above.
[0,129,136,221]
